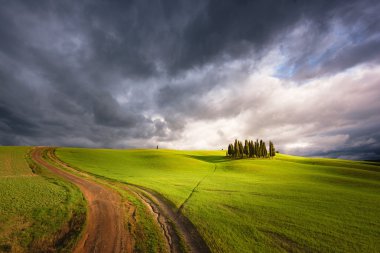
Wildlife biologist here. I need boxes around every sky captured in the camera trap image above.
[0,0,379,159]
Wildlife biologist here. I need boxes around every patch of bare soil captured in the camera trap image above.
[44,147,211,253]
[127,185,211,253]
[31,147,128,253]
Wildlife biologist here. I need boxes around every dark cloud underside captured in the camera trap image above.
[0,0,379,159]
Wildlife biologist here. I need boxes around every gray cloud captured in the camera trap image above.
[0,0,379,159]
[277,0,380,80]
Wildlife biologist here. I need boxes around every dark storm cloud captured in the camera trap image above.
[306,129,380,160]
[0,0,379,158]
[175,0,335,71]
[285,121,380,160]
[0,105,37,136]
[276,0,380,79]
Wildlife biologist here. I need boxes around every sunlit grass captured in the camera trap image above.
[57,148,380,253]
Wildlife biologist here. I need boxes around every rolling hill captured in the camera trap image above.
[56,148,380,253]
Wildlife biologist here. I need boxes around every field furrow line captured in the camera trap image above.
[177,164,217,214]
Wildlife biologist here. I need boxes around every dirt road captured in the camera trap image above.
[129,185,211,253]
[31,147,128,253]
[32,147,211,253]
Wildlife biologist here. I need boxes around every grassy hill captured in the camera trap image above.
[0,147,85,252]
[57,148,380,253]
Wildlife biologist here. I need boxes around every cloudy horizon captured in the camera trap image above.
[1,0,380,159]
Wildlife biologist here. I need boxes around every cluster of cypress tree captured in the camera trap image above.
[226,139,276,158]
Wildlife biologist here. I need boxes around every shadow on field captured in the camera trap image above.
[185,155,229,163]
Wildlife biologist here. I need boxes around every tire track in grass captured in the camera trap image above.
[128,185,211,253]
[177,164,217,214]
[50,148,211,253]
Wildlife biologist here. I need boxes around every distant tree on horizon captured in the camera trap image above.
[269,141,276,158]
[244,140,249,157]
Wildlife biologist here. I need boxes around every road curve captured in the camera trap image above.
[129,185,212,253]
[31,147,128,253]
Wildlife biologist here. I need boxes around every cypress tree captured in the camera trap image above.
[227,139,275,160]
[263,141,268,157]
[258,140,263,157]
[249,140,254,157]
[268,141,272,157]
[258,140,266,158]
[236,143,239,157]
[269,141,276,158]
[244,140,249,157]
[239,141,244,158]
[254,140,259,157]
[236,141,240,158]
[234,139,238,158]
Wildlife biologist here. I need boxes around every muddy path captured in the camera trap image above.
[35,147,211,253]
[127,185,211,253]
[31,147,128,253]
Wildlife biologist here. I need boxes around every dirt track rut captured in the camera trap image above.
[32,147,211,253]
[31,147,127,253]
[129,186,211,253]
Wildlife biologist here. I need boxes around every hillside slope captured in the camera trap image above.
[57,148,380,253]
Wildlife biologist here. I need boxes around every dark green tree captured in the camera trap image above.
[269,141,276,158]
[254,140,259,157]
[239,141,244,158]
[227,139,275,159]
[248,140,254,157]
[262,141,268,157]
[230,144,235,157]
[244,140,249,157]
[259,140,263,157]
[234,139,238,158]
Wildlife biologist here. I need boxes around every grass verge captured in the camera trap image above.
[0,147,86,252]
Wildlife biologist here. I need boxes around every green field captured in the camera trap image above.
[0,147,86,252]
[56,148,380,253]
